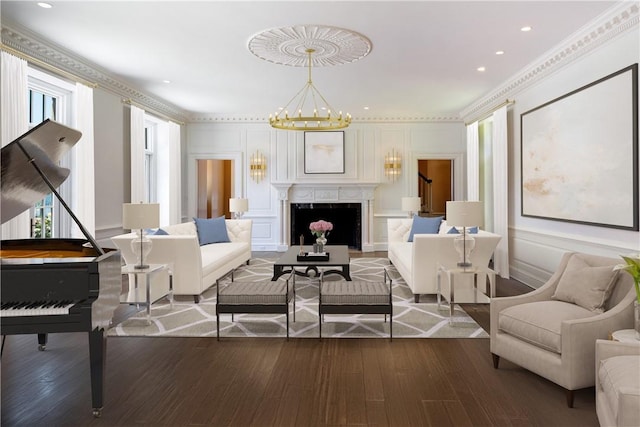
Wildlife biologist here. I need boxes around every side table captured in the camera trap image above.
[121,263,173,324]
[437,264,495,324]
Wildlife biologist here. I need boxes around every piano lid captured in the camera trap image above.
[1,119,81,224]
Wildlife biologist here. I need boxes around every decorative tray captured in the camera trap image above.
[297,252,330,261]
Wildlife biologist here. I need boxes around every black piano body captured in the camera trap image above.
[1,238,121,417]
[1,120,122,418]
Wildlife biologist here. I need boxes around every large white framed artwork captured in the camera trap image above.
[521,63,638,231]
[304,131,345,174]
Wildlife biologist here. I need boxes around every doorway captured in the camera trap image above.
[196,159,232,218]
[417,159,452,217]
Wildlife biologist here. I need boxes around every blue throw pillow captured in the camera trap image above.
[193,216,230,245]
[408,215,443,242]
[447,226,478,234]
[153,228,169,235]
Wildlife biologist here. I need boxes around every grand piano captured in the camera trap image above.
[1,119,121,418]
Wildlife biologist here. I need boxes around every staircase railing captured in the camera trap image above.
[418,172,433,215]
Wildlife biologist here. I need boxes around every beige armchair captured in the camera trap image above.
[596,339,640,426]
[490,252,635,407]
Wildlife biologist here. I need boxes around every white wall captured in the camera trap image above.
[186,121,466,251]
[508,28,640,287]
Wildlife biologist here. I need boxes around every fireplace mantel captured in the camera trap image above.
[272,182,379,252]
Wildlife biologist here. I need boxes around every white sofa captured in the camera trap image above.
[387,218,501,303]
[111,219,252,302]
[596,338,640,427]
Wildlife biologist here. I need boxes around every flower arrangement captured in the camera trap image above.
[309,220,333,238]
[614,253,640,303]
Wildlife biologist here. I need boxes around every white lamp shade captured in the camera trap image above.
[122,203,160,230]
[401,197,421,212]
[229,198,248,213]
[446,201,484,227]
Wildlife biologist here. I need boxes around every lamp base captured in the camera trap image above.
[456,261,473,268]
[130,230,153,271]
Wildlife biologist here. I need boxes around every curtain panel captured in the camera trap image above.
[492,106,510,278]
[1,52,30,239]
[72,82,96,237]
[130,104,146,203]
[466,121,480,201]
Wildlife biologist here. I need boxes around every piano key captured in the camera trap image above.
[0,301,76,317]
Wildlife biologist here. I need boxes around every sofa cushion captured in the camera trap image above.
[200,242,247,277]
[194,216,230,245]
[551,254,618,313]
[498,300,594,354]
[599,355,640,421]
[408,215,443,242]
[152,228,169,235]
[162,221,197,235]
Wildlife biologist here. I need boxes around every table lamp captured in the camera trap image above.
[446,201,483,268]
[401,197,421,218]
[229,198,248,219]
[122,202,160,269]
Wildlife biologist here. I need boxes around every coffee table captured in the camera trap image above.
[272,245,351,281]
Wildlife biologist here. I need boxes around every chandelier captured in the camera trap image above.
[269,48,351,131]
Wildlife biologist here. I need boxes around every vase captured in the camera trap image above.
[316,233,327,253]
[635,300,640,340]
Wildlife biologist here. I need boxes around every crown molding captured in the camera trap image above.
[460,2,639,123]
[1,22,189,124]
[188,114,463,124]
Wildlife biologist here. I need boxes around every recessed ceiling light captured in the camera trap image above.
[37,2,52,8]
[364,106,369,110]
[521,26,532,32]
[162,80,171,84]
[495,50,505,55]
[477,67,486,72]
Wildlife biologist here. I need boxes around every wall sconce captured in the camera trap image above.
[250,150,266,182]
[229,198,248,219]
[384,149,401,181]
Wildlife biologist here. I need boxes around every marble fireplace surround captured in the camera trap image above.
[272,183,378,252]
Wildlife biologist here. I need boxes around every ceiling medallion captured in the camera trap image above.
[248,25,371,131]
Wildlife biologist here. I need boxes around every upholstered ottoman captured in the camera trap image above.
[216,271,295,340]
[318,269,393,340]
[596,339,640,426]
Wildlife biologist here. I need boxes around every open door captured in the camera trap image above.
[196,159,232,218]
[417,159,452,217]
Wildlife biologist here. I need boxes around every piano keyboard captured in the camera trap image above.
[1,300,76,317]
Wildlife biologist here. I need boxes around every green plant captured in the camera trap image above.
[614,254,640,303]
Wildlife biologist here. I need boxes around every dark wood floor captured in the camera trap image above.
[1,252,599,426]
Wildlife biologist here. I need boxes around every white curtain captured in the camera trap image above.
[492,106,510,278]
[168,121,181,224]
[130,104,146,203]
[1,52,30,239]
[466,121,480,201]
[72,82,95,237]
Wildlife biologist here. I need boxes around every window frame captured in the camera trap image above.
[27,67,75,238]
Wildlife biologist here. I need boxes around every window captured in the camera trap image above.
[27,68,74,238]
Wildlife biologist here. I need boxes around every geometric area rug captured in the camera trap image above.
[108,257,488,339]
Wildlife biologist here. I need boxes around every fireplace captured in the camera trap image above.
[271,182,378,252]
[291,203,362,250]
